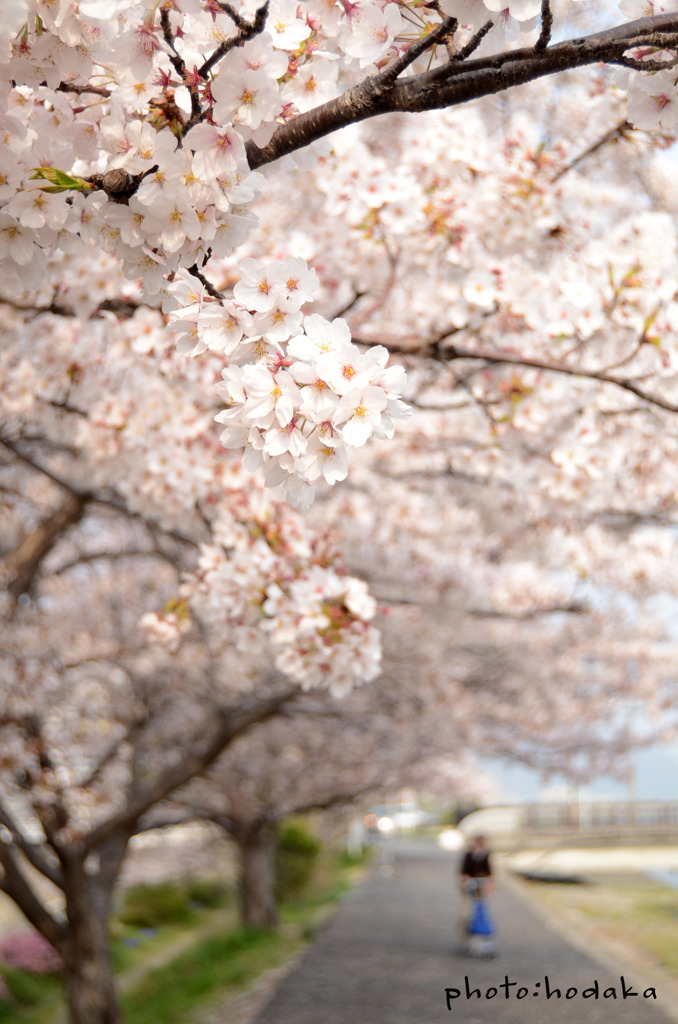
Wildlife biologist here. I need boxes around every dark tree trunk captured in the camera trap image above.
[236,822,278,929]
[62,912,122,1024]
[60,839,128,1024]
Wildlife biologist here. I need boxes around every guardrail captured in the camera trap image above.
[519,800,678,832]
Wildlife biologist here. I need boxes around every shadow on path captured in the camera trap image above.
[252,838,673,1024]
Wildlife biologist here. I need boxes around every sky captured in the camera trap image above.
[488,739,678,805]
[484,572,678,806]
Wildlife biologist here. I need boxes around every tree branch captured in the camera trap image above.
[187,263,225,301]
[0,805,64,890]
[452,20,493,62]
[0,842,66,949]
[361,332,678,416]
[468,601,589,620]
[380,17,458,84]
[57,82,111,98]
[552,118,632,182]
[0,437,198,551]
[2,493,87,599]
[246,14,678,169]
[198,1,269,79]
[160,7,187,79]
[534,0,553,53]
[82,689,297,853]
[276,782,378,821]
[51,548,166,576]
[437,342,678,415]
[75,720,146,793]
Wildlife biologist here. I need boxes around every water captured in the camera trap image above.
[647,869,678,890]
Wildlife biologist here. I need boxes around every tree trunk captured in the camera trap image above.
[62,915,122,1024]
[60,841,127,1024]
[236,822,278,929]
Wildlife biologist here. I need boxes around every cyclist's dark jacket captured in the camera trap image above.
[460,851,492,878]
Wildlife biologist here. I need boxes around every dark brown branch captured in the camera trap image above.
[52,549,167,576]
[160,7,187,78]
[0,843,66,949]
[82,689,297,853]
[380,16,458,83]
[160,8,201,122]
[207,813,236,835]
[535,0,553,52]
[277,783,378,820]
[2,493,87,599]
[198,1,269,79]
[469,601,588,620]
[76,720,146,793]
[215,0,253,31]
[21,716,71,848]
[245,14,678,169]
[452,20,493,61]
[57,82,111,97]
[552,118,632,182]
[613,51,678,71]
[0,437,198,551]
[0,805,64,890]
[187,263,225,300]
[0,295,74,318]
[357,328,678,416]
[0,295,146,320]
[332,289,367,320]
[433,342,678,414]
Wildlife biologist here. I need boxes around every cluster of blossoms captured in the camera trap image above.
[1,0,677,500]
[620,0,678,129]
[0,0,419,496]
[0,930,63,974]
[1,300,382,694]
[167,257,408,507]
[239,66,678,519]
[179,508,381,694]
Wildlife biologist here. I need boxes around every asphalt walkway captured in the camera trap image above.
[252,838,674,1024]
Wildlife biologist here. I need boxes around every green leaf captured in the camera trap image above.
[29,168,94,193]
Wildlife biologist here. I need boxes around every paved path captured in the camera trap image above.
[253,838,673,1024]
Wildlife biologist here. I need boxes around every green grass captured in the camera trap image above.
[112,911,237,975]
[0,854,362,1024]
[121,927,294,1024]
[122,852,363,1024]
[0,969,63,1024]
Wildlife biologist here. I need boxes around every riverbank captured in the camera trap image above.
[503,866,678,1023]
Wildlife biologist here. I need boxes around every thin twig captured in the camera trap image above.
[57,82,111,97]
[214,0,253,32]
[535,0,553,52]
[160,8,186,78]
[612,51,678,71]
[187,264,225,301]
[552,118,631,182]
[437,342,678,415]
[380,16,458,83]
[452,20,493,61]
[333,289,367,319]
[198,1,269,79]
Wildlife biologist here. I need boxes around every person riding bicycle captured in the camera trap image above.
[459,834,493,937]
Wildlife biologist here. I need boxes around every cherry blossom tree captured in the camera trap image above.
[154,560,678,930]
[0,304,381,1024]
[3,0,678,503]
[4,1,678,1023]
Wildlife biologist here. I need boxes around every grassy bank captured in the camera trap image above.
[512,870,678,976]
[122,854,363,1024]
[0,851,367,1024]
